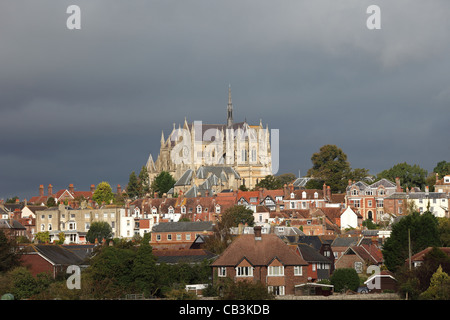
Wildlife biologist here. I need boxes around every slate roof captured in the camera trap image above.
[296,243,331,263]
[25,244,91,266]
[153,249,216,264]
[152,221,214,232]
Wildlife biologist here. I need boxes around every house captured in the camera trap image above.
[345,178,402,222]
[295,243,332,281]
[405,247,450,268]
[434,174,450,193]
[211,226,309,296]
[150,221,214,249]
[0,218,27,241]
[340,206,363,230]
[19,244,94,278]
[334,242,383,274]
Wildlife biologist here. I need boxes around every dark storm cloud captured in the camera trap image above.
[1,0,449,200]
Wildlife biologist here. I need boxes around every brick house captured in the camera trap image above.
[211,226,309,296]
[150,221,214,249]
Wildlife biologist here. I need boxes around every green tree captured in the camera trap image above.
[377,162,428,190]
[126,171,140,200]
[307,145,368,192]
[419,265,450,300]
[57,232,65,244]
[0,231,20,272]
[438,218,450,247]
[138,165,150,196]
[224,205,254,227]
[132,243,157,297]
[92,182,115,205]
[46,197,56,207]
[255,175,282,190]
[382,212,440,272]
[34,231,50,244]
[330,268,360,292]
[219,280,275,300]
[86,221,113,244]
[433,160,450,179]
[276,173,297,186]
[151,171,176,197]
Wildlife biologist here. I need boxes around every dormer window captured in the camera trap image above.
[290,193,295,199]
[197,205,202,213]
[168,206,174,214]
[181,206,186,214]
[302,191,306,199]
[314,192,318,199]
[215,205,221,213]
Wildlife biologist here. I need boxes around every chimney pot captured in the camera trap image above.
[254,226,262,240]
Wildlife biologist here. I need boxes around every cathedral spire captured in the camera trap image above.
[227,84,233,127]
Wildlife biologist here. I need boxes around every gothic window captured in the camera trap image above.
[251,149,256,162]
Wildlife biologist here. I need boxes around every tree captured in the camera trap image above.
[382,212,440,272]
[34,231,50,244]
[377,162,428,190]
[433,160,450,179]
[306,145,368,192]
[151,171,176,197]
[419,265,450,300]
[330,268,360,292]
[219,280,275,300]
[438,218,450,247]
[46,197,56,207]
[131,242,157,297]
[0,231,20,272]
[86,221,112,244]
[224,205,254,227]
[126,171,140,200]
[255,175,282,190]
[92,182,115,205]
[276,173,297,186]
[138,166,150,196]
[57,232,65,244]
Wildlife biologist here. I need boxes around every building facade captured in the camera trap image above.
[146,87,272,191]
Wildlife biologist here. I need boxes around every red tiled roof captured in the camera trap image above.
[211,233,308,267]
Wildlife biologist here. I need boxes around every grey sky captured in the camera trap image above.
[1,1,449,200]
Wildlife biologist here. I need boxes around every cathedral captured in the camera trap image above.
[146,87,273,196]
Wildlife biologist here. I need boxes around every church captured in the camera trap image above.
[146,87,273,196]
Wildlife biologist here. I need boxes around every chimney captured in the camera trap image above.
[425,186,429,194]
[39,185,44,197]
[327,185,332,201]
[90,184,95,193]
[48,184,53,196]
[154,192,158,198]
[323,183,327,198]
[117,184,122,194]
[69,184,74,193]
[254,226,262,240]
[395,177,402,192]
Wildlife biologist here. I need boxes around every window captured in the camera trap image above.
[351,189,358,196]
[376,199,384,208]
[353,200,360,208]
[104,213,108,219]
[294,266,303,276]
[197,206,202,213]
[302,191,306,199]
[367,200,372,207]
[354,261,363,273]
[181,206,186,214]
[251,149,256,162]
[218,267,226,277]
[156,234,161,241]
[268,286,285,296]
[215,206,220,214]
[48,224,52,231]
[176,234,181,241]
[167,234,172,241]
[186,234,191,241]
[85,213,90,219]
[236,266,253,277]
[268,266,284,276]
[168,207,174,214]
[290,201,295,209]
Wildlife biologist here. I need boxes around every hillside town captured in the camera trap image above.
[1,99,449,301]
[1,168,449,300]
